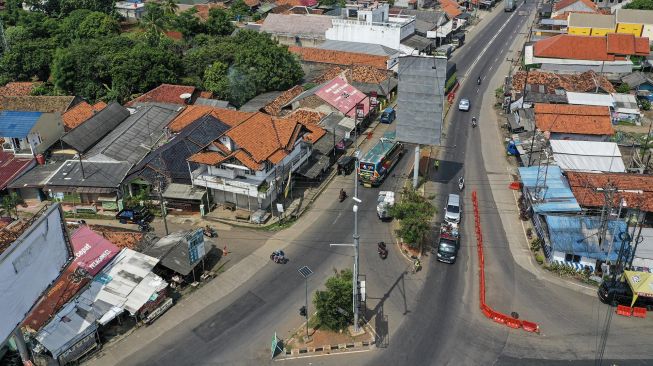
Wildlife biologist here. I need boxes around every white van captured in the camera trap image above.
[444,194,461,223]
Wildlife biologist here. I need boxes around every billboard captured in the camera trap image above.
[396,56,447,146]
[187,229,206,265]
[0,204,71,342]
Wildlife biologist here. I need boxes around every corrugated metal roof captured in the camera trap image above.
[565,92,614,107]
[545,214,627,261]
[518,165,582,213]
[0,111,42,138]
[318,40,399,56]
[61,103,130,153]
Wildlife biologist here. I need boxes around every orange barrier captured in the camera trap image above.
[616,305,632,317]
[509,181,522,190]
[633,307,647,318]
[472,189,541,334]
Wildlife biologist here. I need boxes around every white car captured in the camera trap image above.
[458,98,470,111]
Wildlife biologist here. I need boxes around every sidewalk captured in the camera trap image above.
[477,11,597,297]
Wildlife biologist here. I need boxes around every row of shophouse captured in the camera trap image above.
[507,0,653,277]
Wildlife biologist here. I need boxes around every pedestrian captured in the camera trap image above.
[434,159,440,171]
[222,245,228,257]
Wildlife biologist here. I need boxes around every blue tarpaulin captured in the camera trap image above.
[518,165,581,213]
[546,215,628,261]
[0,111,42,138]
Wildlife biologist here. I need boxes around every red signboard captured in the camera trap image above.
[370,91,378,109]
[71,226,121,276]
[315,77,370,118]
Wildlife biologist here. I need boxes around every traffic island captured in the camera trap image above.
[280,316,376,358]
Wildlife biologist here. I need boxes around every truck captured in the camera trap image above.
[376,191,395,221]
[437,222,460,264]
[504,0,516,12]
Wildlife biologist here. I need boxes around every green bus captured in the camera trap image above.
[358,131,404,187]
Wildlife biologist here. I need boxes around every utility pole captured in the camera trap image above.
[352,151,360,333]
[158,177,169,235]
[598,184,616,253]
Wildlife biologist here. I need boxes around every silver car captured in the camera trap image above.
[458,98,470,111]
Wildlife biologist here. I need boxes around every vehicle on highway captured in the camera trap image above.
[377,191,395,221]
[380,107,396,124]
[444,193,461,223]
[472,117,477,128]
[458,98,470,111]
[437,236,460,264]
[337,155,355,175]
[505,0,516,11]
[359,131,404,187]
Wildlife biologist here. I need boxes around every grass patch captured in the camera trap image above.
[63,211,114,220]
[265,216,297,231]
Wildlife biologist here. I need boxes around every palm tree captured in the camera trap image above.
[161,0,179,17]
[2,192,22,219]
[140,3,167,36]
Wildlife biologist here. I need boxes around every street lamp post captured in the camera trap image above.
[298,266,313,340]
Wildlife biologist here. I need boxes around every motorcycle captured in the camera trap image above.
[339,189,347,202]
[377,242,388,260]
[458,177,465,191]
[203,225,218,238]
[472,117,477,128]
[137,219,152,232]
[270,250,288,264]
[477,77,481,85]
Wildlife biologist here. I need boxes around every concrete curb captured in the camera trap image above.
[280,323,376,359]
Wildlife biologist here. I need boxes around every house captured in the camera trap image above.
[61,103,131,153]
[166,105,253,133]
[0,111,65,157]
[511,70,616,103]
[6,163,61,204]
[525,33,650,74]
[262,86,306,116]
[563,91,641,123]
[0,95,80,112]
[518,165,582,215]
[534,103,614,141]
[188,111,326,210]
[551,0,597,17]
[566,171,653,220]
[260,13,334,47]
[125,84,198,107]
[316,40,401,69]
[0,82,41,97]
[61,101,108,131]
[289,45,391,70]
[143,230,210,278]
[550,140,626,172]
[621,71,653,101]
[594,0,633,12]
[390,8,453,47]
[115,0,146,20]
[545,215,627,273]
[615,8,653,38]
[0,205,71,348]
[325,2,417,51]
[567,13,615,36]
[0,150,34,193]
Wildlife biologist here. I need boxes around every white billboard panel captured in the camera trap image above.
[0,204,70,342]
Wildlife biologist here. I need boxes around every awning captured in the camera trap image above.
[163,183,206,201]
[623,270,653,307]
[296,154,331,179]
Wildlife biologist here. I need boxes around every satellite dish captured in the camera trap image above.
[179,93,192,100]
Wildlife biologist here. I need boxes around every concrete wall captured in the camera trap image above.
[616,22,643,36]
[326,19,405,49]
[591,27,615,36]
[569,27,591,35]
[271,34,325,48]
[643,24,653,41]
[538,61,633,74]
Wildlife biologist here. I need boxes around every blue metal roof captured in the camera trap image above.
[545,215,628,261]
[518,165,581,213]
[0,111,42,138]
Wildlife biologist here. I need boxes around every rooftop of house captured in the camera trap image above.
[615,8,653,25]
[566,171,653,212]
[0,150,34,190]
[438,0,462,18]
[260,13,333,37]
[46,160,133,189]
[314,65,391,85]
[0,96,78,113]
[275,0,318,7]
[533,34,650,61]
[61,101,108,130]
[125,84,196,107]
[512,70,616,94]
[167,105,253,133]
[317,40,399,57]
[289,46,389,69]
[61,103,130,153]
[553,0,597,12]
[0,82,41,97]
[534,103,614,135]
[262,85,305,116]
[567,12,615,29]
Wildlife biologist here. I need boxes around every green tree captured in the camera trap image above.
[228,0,251,20]
[624,0,653,9]
[161,0,179,16]
[59,0,115,15]
[206,8,235,36]
[389,187,436,249]
[140,3,168,43]
[641,99,651,111]
[59,10,120,42]
[0,38,56,81]
[2,192,23,219]
[173,8,206,38]
[616,82,631,93]
[314,269,353,331]
[203,61,230,98]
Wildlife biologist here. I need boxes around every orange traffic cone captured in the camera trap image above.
[222,245,228,256]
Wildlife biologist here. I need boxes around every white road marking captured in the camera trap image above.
[465,10,520,78]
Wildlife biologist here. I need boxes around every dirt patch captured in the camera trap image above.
[288,322,372,350]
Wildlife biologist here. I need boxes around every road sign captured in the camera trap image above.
[271,332,283,359]
[298,266,313,278]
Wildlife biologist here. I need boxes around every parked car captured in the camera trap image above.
[380,107,396,124]
[444,194,461,223]
[116,206,153,224]
[458,98,470,111]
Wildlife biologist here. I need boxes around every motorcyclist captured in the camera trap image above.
[458,176,465,191]
[472,117,477,127]
[477,76,481,85]
[339,188,347,201]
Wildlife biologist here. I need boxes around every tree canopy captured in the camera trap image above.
[624,0,653,9]
[0,2,303,105]
[314,269,353,331]
[390,188,436,248]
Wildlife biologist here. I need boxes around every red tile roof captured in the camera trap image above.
[607,33,651,56]
[275,0,318,7]
[0,82,40,97]
[288,46,388,70]
[263,85,305,116]
[567,171,653,212]
[553,0,597,12]
[534,34,650,61]
[534,103,614,135]
[511,70,616,94]
[62,101,108,130]
[0,150,34,190]
[126,84,196,107]
[439,0,462,18]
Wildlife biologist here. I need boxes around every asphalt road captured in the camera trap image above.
[106,3,653,366]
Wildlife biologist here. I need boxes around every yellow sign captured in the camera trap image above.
[623,270,653,307]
